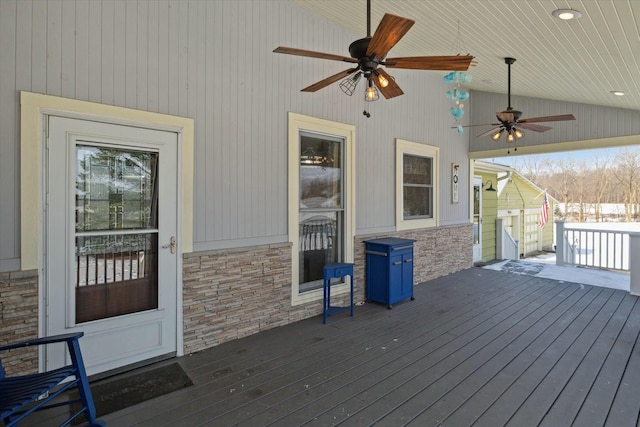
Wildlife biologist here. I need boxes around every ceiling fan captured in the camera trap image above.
[273,0,474,104]
[464,57,576,153]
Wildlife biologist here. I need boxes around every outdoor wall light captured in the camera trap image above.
[483,180,497,192]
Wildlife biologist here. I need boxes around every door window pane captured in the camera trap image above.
[75,145,159,323]
[76,146,157,231]
[474,184,480,245]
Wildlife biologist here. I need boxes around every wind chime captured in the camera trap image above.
[445,71,471,133]
[445,21,472,133]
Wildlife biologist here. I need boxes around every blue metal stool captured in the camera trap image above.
[323,262,355,324]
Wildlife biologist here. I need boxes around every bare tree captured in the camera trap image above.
[574,160,590,222]
[548,158,577,220]
[512,156,553,183]
[590,153,611,222]
[613,150,640,221]
[496,148,640,222]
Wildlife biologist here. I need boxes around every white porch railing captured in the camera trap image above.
[556,221,640,294]
[496,218,520,261]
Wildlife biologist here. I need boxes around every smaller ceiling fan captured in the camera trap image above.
[462,57,575,153]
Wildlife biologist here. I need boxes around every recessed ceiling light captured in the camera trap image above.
[610,90,626,96]
[552,9,582,20]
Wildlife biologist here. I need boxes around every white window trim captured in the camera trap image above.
[396,139,439,231]
[288,113,355,306]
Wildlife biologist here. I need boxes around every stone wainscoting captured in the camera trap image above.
[182,242,303,355]
[0,270,39,376]
[354,223,474,287]
[183,223,473,355]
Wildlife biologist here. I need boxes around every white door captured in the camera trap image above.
[46,116,178,376]
[473,177,482,262]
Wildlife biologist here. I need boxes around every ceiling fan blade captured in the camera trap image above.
[496,111,515,123]
[385,55,474,71]
[518,114,576,123]
[451,123,501,129]
[374,68,403,99]
[516,123,552,132]
[301,68,359,92]
[366,13,415,60]
[478,126,504,138]
[273,46,357,63]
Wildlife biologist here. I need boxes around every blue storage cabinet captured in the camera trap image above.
[364,238,416,308]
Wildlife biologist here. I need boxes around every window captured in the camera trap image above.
[288,113,355,305]
[298,132,344,293]
[396,139,439,230]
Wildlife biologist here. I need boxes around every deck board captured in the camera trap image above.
[85,267,640,427]
[407,285,608,426]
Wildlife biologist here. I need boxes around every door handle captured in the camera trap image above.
[162,236,176,254]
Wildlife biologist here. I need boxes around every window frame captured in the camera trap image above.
[288,113,355,306]
[396,139,439,230]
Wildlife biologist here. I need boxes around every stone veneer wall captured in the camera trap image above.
[0,270,39,376]
[183,223,472,355]
[182,242,320,354]
[354,223,473,288]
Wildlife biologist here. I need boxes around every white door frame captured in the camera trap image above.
[473,176,482,262]
[46,117,179,375]
[20,92,194,372]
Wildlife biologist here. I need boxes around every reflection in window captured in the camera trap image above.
[298,133,344,292]
[76,146,157,232]
[403,154,433,219]
[74,145,159,323]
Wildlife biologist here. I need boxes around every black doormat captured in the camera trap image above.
[72,362,193,422]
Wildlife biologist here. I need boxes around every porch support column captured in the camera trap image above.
[630,233,640,296]
[555,221,565,266]
[496,218,504,260]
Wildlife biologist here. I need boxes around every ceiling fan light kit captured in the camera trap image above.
[365,79,380,102]
[339,72,362,96]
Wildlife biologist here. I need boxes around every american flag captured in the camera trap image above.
[538,191,549,228]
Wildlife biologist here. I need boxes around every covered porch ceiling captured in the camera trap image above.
[290,0,640,112]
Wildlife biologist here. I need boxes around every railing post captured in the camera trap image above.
[556,221,565,266]
[496,218,504,260]
[630,233,640,295]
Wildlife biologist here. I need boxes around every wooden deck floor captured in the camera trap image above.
[72,268,640,425]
